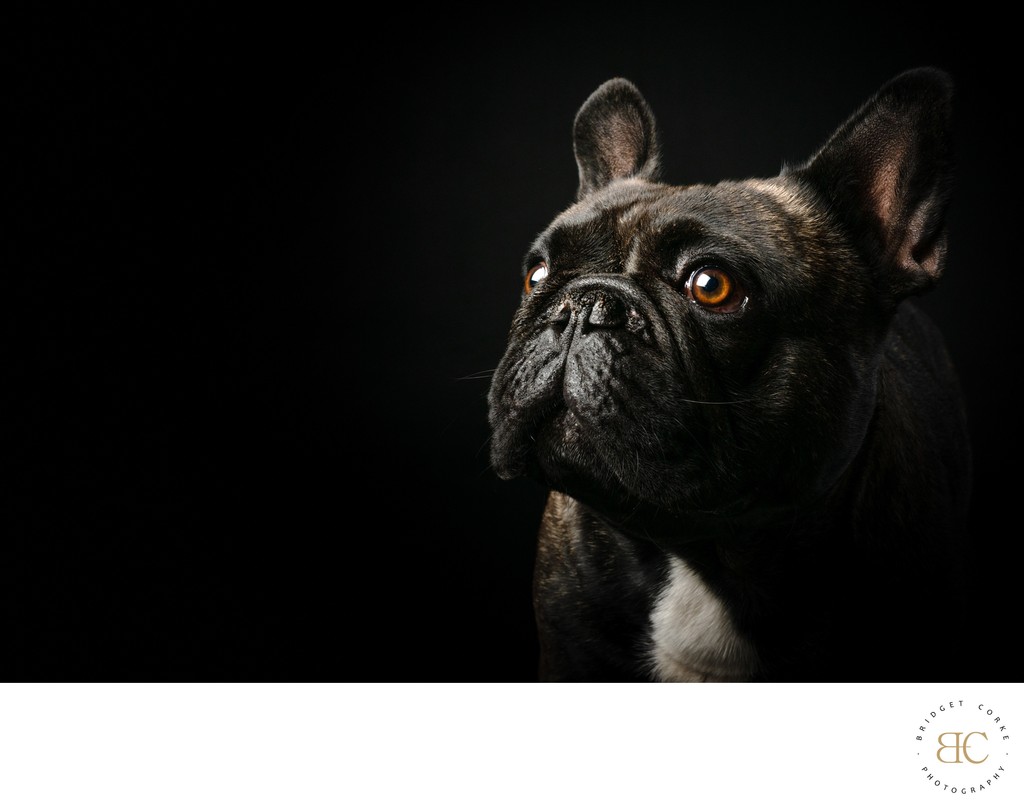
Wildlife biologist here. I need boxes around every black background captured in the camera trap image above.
[8,9,1019,681]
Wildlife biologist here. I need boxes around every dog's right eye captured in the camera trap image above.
[524,261,549,295]
[685,266,746,313]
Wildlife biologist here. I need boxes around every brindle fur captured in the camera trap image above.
[488,69,971,682]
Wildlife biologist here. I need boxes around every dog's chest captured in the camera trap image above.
[648,557,758,682]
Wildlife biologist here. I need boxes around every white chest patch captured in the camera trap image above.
[648,557,758,682]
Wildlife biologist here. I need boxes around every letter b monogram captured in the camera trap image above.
[936,732,989,764]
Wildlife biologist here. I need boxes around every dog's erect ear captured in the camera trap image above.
[573,78,660,199]
[794,67,954,303]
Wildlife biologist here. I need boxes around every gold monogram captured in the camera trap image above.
[936,731,989,764]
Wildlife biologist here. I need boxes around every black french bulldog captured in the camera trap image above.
[487,68,972,682]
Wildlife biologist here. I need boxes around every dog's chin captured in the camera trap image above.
[506,406,690,517]
[532,410,617,499]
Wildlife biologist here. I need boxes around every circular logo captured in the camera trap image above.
[913,699,1012,797]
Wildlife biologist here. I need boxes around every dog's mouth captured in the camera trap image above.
[499,401,627,511]
[488,395,567,481]
[491,389,697,516]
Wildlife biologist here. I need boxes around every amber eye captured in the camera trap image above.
[524,261,549,295]
[685,266,746,312]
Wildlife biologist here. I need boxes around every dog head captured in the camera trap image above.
[487,69,953,531]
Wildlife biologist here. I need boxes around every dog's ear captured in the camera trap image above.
[573,78,660,199]
[794,67,954,303]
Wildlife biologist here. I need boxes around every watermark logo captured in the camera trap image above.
[936,731,989,764]
[915,700,1012,796]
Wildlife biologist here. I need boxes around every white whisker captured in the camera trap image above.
[456,368,498,381]
[679,396,755,405]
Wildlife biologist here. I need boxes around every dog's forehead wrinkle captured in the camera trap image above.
[541,182,675,275]
[641,179,854,287]
[555,179,668,227]
[546,180,836,285]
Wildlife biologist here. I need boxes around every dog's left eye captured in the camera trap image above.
[524,261,549,295]
[685,266,746,313]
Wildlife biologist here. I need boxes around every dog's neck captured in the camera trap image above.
[545,485,858,682]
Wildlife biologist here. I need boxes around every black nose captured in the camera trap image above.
[548,277,647,335]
